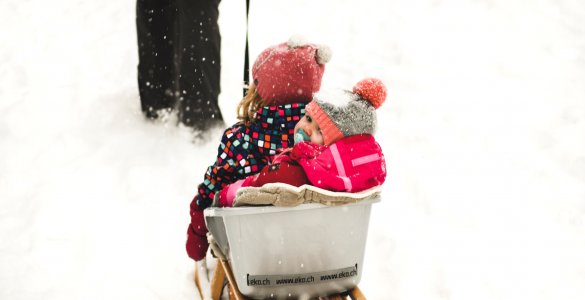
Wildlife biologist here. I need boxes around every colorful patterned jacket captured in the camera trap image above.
[187,103,306,261]
[216,134,386,207]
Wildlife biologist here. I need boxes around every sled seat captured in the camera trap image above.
[203,185,380,300]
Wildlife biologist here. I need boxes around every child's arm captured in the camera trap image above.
[187,125,268,260]
[215,149,310,207]
[195,125,268,208]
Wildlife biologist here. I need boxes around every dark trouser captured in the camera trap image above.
[136,0,224,130]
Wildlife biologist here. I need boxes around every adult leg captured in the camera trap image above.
[136,0,177,119]
[175,0,224,130]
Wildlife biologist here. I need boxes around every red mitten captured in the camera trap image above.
[186,198,209,261]
[217,179,246,207]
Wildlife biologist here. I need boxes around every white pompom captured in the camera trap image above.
[316,44,332,64]
[287,34,309,48]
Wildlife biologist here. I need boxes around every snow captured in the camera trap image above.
[1,0,585,299]
[314,88,358,108]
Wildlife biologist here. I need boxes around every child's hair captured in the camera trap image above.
[236,84,268,124]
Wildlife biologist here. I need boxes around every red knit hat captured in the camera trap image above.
[306,78,387,146]
[252,35,332,106]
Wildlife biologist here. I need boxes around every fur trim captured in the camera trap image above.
[233,183,381,207]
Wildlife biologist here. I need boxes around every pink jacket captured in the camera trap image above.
[218,134,386,207]
[190,134,386,260]
[296,134,386,192]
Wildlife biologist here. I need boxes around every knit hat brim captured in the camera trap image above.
[306,102,344,146]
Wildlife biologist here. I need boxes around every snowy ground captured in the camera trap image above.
[1,0,585,299]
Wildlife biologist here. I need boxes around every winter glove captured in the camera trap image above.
[186,198,209,261]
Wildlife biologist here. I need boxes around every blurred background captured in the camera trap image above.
[1,0,584,299]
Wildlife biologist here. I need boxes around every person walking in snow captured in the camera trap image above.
[215,78,389,207]
[186,35,332,261]
[136,0,223,131]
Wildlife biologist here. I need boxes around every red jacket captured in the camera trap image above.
[218,134,386,205]
[188,134,386,260]
[186,103,305,261]
[296,134,386,192]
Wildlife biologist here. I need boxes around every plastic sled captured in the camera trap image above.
[196,190,379,300]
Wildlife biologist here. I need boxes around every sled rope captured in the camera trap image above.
[243,0,250,97]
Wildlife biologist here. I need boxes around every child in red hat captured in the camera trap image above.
[216,78,388,207]
[187,35,332,261]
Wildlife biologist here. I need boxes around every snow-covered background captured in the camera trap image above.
[1,0,585,299]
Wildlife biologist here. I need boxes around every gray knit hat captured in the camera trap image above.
[305,78,387,146]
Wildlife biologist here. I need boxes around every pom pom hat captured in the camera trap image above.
[252,35,332,105]
[306,78,387,146]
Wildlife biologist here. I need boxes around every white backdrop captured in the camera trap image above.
[1,0,584,299]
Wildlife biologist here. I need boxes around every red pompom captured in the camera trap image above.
[352,78,387,109]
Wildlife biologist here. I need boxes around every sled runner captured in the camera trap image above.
[197,184,380,299]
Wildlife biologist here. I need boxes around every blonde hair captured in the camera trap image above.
[236,84,268,124]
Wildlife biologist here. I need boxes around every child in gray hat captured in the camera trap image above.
[216,78,389,206]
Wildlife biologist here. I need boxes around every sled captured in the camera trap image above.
[196,186,379,299]
[195,258,367,299]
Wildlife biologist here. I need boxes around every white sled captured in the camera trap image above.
[200,187,379,300]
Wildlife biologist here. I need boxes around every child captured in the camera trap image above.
[186,36,332,261]
[216,78,388,207]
